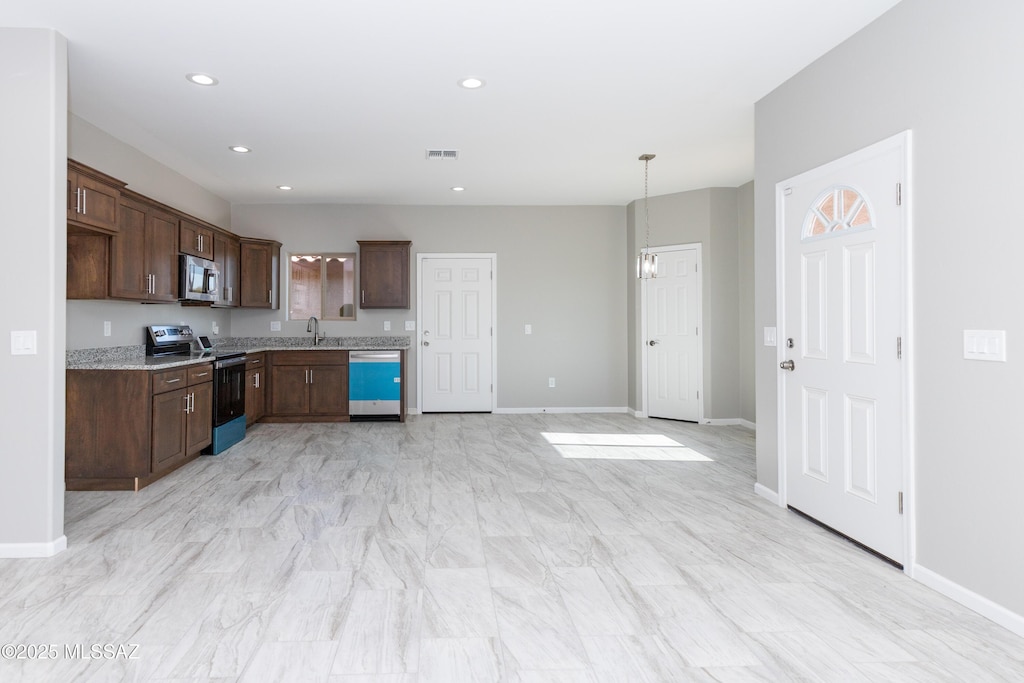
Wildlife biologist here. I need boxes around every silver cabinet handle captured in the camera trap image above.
[780,360,795,371]
[82,188,87,214]
[254,371,260,389]
[268,289,272,304]
[309,369,314,384]
[194,372,209,378]
[183,394,190,413]
[75,187,82,214]
[165,377,182,384]
[361,290,365,304]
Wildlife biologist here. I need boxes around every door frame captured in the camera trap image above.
[415,252,498,414]
[639,242,704,422]
[774,130,916,573]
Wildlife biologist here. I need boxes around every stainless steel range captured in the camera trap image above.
[146,325,247,454]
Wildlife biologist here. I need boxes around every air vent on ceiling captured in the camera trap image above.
[426,149,459,160]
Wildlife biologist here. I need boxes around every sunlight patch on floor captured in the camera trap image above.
[541,432,714,462]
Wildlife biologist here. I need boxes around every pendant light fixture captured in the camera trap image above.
[637,153,658,279]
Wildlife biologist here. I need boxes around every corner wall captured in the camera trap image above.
[0,29,67,556]
[755,0,1024,622]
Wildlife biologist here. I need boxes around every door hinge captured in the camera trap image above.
[897,336,902,359]
[696,327,699,336]
[898,491,904,515]
[696,390,700,400]
[896,183,902,206]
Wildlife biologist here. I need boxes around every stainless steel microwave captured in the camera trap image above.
[179,254,220,302]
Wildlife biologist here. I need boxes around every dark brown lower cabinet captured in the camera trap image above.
[266,351,349,422]
[66,363,213,491]
[245,352,267,427]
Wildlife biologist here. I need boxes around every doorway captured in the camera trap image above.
[776,131,912,566]
[642,244,703,422]
[417,254,497,413]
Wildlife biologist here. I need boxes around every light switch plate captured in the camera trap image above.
[764,326,777,347]
[11,330,37,355]
[383,320,391,331]
[525,324,533,335]
[103,321,112,337]
[964,329,1006,361]
[270,321,281,331]
[405,320,415,331]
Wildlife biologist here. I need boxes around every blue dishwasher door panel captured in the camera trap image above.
[350,362,401,401]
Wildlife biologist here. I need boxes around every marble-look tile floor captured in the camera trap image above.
[2,413,1022,682]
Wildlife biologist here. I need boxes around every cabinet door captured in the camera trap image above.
[187,382,213,454]
[179,219,214,259]
[358,241,411,308]
[309,364,349,416]
[270,365,310,415]
[152,387,188,473]
[148,209,179,302]
[246,368,266,426]
[214,232,240,307]
[240,241,274,308]
[109,198,149,300]
[68,170,121,233]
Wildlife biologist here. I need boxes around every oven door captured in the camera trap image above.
[213,356,247,426]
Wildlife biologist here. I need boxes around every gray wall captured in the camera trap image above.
[755,0,1024,616]
[736,181,755,423]
[626,187,748,421]
[0,29,67,553]
[231,203,627,411]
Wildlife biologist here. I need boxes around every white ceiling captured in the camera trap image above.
[2,1,901,206]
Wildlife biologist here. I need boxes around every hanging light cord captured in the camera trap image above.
[644,156,651,253]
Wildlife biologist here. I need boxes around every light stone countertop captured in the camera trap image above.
[67,336,411,371]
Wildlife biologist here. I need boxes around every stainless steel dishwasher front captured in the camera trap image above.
[348,351,401,419]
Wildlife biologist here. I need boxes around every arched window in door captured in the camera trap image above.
[803,185,874,239]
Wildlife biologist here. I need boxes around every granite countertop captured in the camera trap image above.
[67,336,411,370]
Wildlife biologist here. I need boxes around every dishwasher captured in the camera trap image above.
[349,351,401,420]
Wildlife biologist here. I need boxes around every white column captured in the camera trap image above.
[0,28,68,556]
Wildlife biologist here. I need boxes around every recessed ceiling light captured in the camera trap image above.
[458,77,485,89]
[451,186,466,192]
[277,185,293,191]
[229,145,251,153]
[186,73,218,86]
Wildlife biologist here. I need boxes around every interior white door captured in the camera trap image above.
[780,133,907,564]
[420,256,494,412]
[645,246,701,422]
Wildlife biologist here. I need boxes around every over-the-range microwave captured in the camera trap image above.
[179,254,220,302]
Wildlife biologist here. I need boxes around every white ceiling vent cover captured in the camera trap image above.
[425,149,459,160]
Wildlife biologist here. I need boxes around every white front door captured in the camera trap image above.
[645,245,702,422]
[779,132,908,565]
[419,255,495,413]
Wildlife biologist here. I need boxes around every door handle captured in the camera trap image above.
[648,340,659,346]
[423,340,430,346]
[779,360,795,371]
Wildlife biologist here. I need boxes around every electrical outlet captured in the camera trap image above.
[548,377,556,388]
[103,321,111,337]
[270,321,281,332]
[525,324,532,335]
[405,320,415,331]
[383,320,391,331]
[211,321,219,335]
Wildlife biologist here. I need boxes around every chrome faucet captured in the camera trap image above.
[306,316,324,346]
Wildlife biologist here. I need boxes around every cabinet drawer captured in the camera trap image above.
[271,350,348,366]
[187,363,214,385]
[245,353,265,370]
[152,368,188,394]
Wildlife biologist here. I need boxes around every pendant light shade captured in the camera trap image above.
[637,153,658,279]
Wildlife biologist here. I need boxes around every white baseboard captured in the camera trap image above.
[704,418,756,430]
[0,535,67,558]
[494,407,630,415]
[754,483,780,506]
[913,564,1024,638]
